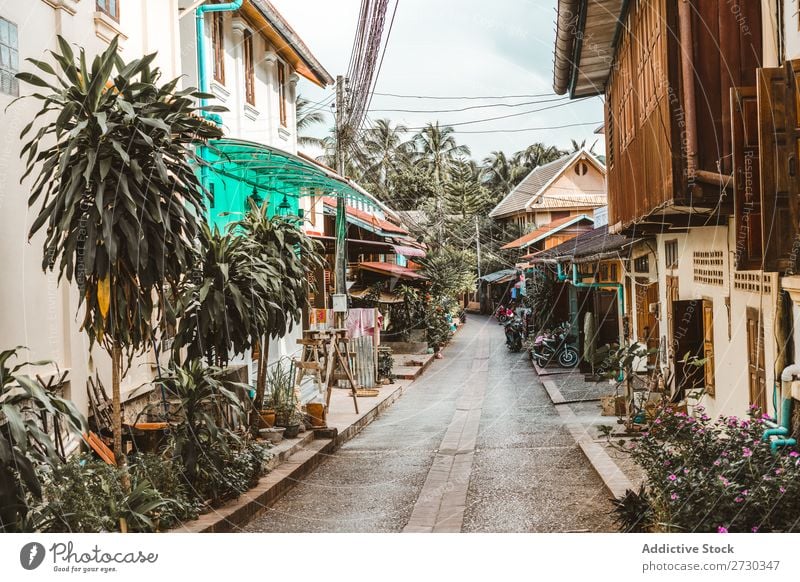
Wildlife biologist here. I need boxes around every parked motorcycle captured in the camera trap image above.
[504,317,525,352]
[494,305,513,324]
[531,322,579,367]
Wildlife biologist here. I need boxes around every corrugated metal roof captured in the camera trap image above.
[359,261,428,280]
[527,192,606,210]
[527,226,629,262]
[478,268,517,284]
[501,214,594,249]
[489,152,579,218]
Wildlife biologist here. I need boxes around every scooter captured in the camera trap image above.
[531,322,579,367]
[504,317,525,352]
[494,305,513,324]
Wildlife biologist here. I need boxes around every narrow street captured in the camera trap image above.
[245,316,615,533]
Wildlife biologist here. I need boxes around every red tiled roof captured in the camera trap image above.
[322,197,408,235]
[501,214,594,250]
[358,261,428,281]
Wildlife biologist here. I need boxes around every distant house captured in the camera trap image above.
[488,149,607,230]
[502,214,595,255]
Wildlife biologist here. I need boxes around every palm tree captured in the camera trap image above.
[359,118,411,195]
[514,142,564,170]
[481,150,526,199]
[296,94,328,148]
[413,122,471,187]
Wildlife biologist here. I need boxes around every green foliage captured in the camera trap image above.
[33,455,190,532]
[621,406,800,532]
[611,485,654,533]
[420,246,476,300]
[0,348,85,532]
[266,359,297,423]
[385,166,437,210]
[387,285,425,341]
[524,269,556,332]
[174,223,268,367]
[16,36,223,352]
[377,347,394,382]
[156,361,249,489]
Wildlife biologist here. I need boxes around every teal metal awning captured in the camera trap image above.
[202,138,377,230]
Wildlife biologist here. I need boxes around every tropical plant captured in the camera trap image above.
[173,222,270,368]
[0,348,85,532]
[413,122,471,185]
[481,150,526,200]
[524,269,556,333]
[377,347,394,382]
[388,284,425,341]
[267,359,298,426]
[613,406,800,532]
[359,118,411,196]
[513,142,564,171]
[296,94,327,148]
[444,160,489,218]
[156,361,250,491]
[236,202,324,418]
[420,246,477,300]
[16,36,223,467]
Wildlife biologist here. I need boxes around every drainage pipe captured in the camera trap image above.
[196,0,243,125]
[762,364,799,452]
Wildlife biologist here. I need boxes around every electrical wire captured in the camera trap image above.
[373,91,563,100]
[368,95,570,114]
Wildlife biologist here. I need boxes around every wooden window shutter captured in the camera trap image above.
[702,299,714,396]
[757,67,795,272]
[731,86,762,270]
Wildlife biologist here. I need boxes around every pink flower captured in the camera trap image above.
[741,489,749,496]
[734,497,743,503]
[780,486,787,494]
[670,492,679,500]
[683,468,689,474]
[713,460,721,466]
[789,451,799,458]
[654,418,662,424]
[668,474,677,481]
[742,447,753,458]
[751,526,759,533]
[719,476,730,486]
[718,526,728,533]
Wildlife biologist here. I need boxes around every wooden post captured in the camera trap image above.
[373,307,379,387]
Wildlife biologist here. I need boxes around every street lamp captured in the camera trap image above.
[277,193,292,216]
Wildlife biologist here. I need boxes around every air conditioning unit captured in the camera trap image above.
[649,302,660,315]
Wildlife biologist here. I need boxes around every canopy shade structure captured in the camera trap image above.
[202,138,380,230]
[478,269,517,284]
[359,261,428,281]
[349,288,405,304]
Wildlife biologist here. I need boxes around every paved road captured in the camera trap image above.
[244,315,615,532]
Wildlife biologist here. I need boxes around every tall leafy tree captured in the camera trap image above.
[359,118,410,196]
[413,122,471,186]
[444,159,489,218]
[481,150,525,201]
[16,36,223,467]
[296,94,327,148]
[514,142,564,170]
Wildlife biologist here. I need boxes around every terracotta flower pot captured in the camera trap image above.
[259,409,276,428]
[306,402,326,428]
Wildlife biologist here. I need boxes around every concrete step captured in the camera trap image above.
[393,353,435,379]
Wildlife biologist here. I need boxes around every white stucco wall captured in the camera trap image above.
[654,224,778,419]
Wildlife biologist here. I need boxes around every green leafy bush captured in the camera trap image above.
[32,455,194,532]
[619,406,800,532]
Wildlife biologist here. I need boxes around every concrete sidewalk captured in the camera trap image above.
[172,378,414,533]
[537,367,644,499]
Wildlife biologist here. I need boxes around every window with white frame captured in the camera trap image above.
[0,16,18,97]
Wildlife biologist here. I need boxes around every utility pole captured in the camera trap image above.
[333,75,348,328]
[475,215,482,308]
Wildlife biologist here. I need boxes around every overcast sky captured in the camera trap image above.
[271,0,606,161]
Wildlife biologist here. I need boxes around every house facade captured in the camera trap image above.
[488,149,607,230]
[0,0,340,418]
[553,0,790,420]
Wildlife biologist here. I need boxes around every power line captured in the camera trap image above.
[373,91,562,100]
[368,95,569,114]
[450,121,604,135]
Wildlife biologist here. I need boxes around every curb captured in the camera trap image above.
[172,380,412,533]
[537,370,635,500]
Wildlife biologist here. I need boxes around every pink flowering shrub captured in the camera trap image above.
[622,406,800,532]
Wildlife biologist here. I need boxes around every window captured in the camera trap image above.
[0,16,18,97]
[212,12,225,84]
[96,0,120,21]
[633,255,649,273]
[243,30,255,105]
[665,239,679,269]
[574,161,589,176]
[277,61,287,127]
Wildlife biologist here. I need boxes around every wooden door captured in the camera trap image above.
[702,299,715,396]
[672,299,704,399]
[746,307,767,413]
